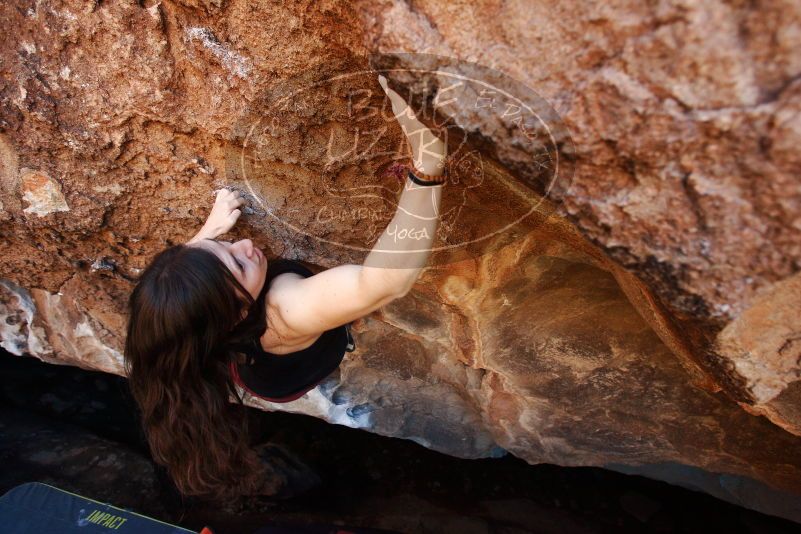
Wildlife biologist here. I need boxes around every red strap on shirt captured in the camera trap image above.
[229,360,318,403]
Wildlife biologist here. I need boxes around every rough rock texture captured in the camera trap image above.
[358,0,801,435]
[1,0,801,520]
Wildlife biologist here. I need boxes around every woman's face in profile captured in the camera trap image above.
[188,238,268,306]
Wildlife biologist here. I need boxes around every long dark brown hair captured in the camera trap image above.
[124,242,271,502]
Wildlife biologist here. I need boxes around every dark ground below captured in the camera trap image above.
[1,350,799,534]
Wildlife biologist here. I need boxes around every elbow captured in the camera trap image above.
[393,281,414,299]
[360,264,415,301]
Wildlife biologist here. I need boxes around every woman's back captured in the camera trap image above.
[228,258,356,403]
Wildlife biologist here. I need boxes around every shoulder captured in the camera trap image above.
[261,259,317,340]
[269,271,305,292]
[258,273,316,352]
[265,270,306,327]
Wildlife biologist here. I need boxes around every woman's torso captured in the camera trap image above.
[228,258,356,402]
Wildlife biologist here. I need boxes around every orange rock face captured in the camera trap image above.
[1,0,800,519]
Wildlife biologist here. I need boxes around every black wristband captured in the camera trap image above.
[408,169,446,186]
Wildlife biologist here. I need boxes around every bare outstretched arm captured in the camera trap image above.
[266,75,449,336]
[360,75,447,292]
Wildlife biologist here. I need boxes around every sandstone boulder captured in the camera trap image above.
[1,0,800,520]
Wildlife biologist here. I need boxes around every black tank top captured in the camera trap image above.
[228,258,356,402]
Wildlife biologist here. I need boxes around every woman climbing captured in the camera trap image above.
[123,74,451,502]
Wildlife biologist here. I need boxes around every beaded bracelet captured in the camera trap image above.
[408,167,447,186]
